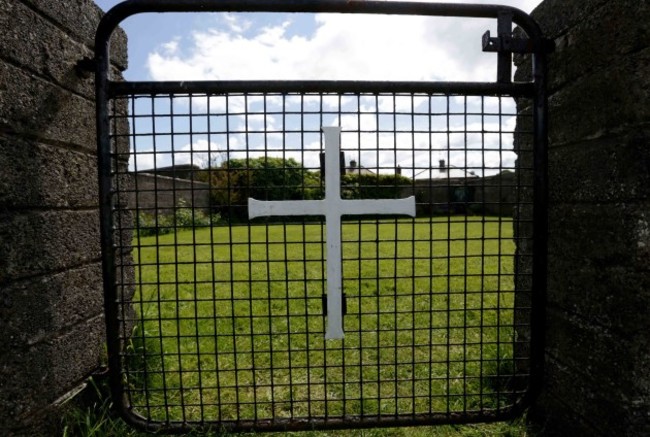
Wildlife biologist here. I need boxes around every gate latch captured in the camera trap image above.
[482,30,533,54]
[482,10,554,83]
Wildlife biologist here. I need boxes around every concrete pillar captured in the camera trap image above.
[0,0,127,434]
[515,0,650,435]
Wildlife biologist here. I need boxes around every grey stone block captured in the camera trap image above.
[0,0,96,99]
[0,210,101,283]
[528,0,610,39]
[20,0,128,70]
[531,354,619,437]
[548,202,649,275]
[547,262,650,337]
[548,131,650,204]
[516,0,649,91]
[0,263,104,353]
[0,135,98,208]
[542,0,648,92]
[546,49,650,147]
[0,61,129,156]
[541,309,650,435]
[0,314,105,433]
[0,60,96,151]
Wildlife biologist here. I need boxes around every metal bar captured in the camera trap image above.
[496,11,513,84]
[95,0,547,54]
[94,20,126,423]
[528,41,550,406]
[121,405,524,434]
[109,80,535,98]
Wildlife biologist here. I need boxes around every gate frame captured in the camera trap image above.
[95,1,550,432]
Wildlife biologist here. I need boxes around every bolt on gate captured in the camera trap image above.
[95,1,549,433]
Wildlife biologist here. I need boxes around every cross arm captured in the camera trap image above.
[248,198,326,219]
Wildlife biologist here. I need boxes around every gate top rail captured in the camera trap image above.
[95,0,549,88]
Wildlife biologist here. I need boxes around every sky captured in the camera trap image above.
[94,0,543,176]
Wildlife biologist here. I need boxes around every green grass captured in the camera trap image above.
[122,216,521,432]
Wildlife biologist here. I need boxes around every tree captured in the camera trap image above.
[209,157,321,221]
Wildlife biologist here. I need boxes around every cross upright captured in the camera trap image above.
[248,127,416,339]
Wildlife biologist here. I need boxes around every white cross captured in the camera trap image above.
[248,127,416,339]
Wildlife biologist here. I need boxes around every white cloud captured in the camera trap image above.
[149,14,457,82]
[141,1,540,171]
[130,139,228,171]
[147,0,542,83]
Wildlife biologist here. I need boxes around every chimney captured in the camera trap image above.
[439,159,447,173]
[350,159,357,169]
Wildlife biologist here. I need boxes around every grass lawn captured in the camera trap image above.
[123,216,521,433]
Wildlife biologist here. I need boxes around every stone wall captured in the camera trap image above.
[0,0,127,434]
[515,1,650,435]
[410,171,516,217]
[131,172,211,215]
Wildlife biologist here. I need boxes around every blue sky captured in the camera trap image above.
[94,1,542,176]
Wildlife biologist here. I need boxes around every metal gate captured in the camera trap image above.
[96,1,549,433]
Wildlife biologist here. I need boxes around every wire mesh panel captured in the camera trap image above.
[96,1,548,433]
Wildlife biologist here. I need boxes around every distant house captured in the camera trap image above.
[345,159,375,176]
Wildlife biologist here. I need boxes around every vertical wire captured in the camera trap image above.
[281,93,295,419]
[110,97,124,407]
[374,93,381,416]
[391,93,398,417]
[130,95,152,418]
[513,97,528,394]
[299,93,314,420]
[243,93,260,420]
[150,95,170,422]
[409,93,416,415]
[427,94,434,415]
[319,93,329,419]
[206,94,224,422]
[462,95,469,414]
[224,93,242,419]
[188,93,206,419]
[496,95,504,411]
[262,93,276,418]
[339,92,347,417]
[372,93,379,414]
[169,94,188,421]
[357,93,365,417]
[445,94,452,415]
[479,96,487,411]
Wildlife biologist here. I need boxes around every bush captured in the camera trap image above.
[208,157,322,221]
[136,211,174,237]
[136,200,221,237]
